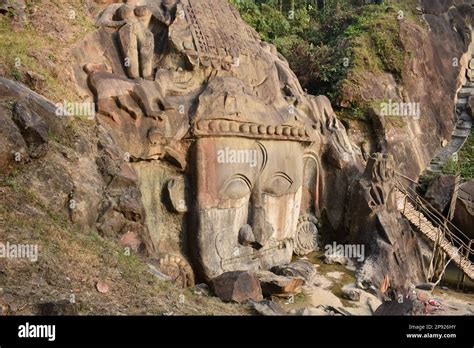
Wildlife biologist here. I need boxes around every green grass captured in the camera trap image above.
[345,6,405,80]
[0,1,95,102]
[442,130,474,179]
[231,0,417,108]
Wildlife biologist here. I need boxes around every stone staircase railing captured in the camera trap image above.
[394,179,474,281]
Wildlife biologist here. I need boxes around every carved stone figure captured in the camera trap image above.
[73,0,361,285]
[346,153,426,291]
[84,62,163,122]
[117,4,155,79]
[191,136,307,280]
[364,152,396,211]
[294,214,321,256]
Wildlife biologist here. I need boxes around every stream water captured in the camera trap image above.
[441,263,474,292]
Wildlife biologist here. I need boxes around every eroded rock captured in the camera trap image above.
[374,298,414,316]
[424,175,455,213]
[271,260,316,282]
[12,99,49,158]
[250,300,286,316]
[211,271,263,303]
[291,306,328,316]
[37,300,78,316]
[255,270,304,297]
[341,288,361,302]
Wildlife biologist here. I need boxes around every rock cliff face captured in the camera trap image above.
[1,0,472,305]
[70,0,365,282]
[342,0,473,180]
[0,77,152,251]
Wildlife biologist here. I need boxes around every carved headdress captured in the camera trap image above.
[191,77,318,142]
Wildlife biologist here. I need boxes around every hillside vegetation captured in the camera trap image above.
[233,0,473,179]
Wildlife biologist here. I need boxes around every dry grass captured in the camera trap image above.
[0,167,249,315]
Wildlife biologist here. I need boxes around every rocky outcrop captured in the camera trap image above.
[0,77,151,255]
[346,153,427,291]
[255,270,304,297]
[3,0,459,302]
[453,179,474,240]
[211,271,263,303]
[71,0,363,283]
[342,0,473,181]
[424,175,456,213]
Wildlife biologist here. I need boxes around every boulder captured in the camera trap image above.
[211,271,263,303]
[255,270,304,297]
[341,288,361,302]
[424,175,455,213]
[374,298,414,316]
[36,300,78,316]
[12,99,49,158]
[271,260,315,282]
[192,283,211,297]
[250,300,286,316]
[453,180,474,239]
[324,253,349,265]
[290,306,328,316]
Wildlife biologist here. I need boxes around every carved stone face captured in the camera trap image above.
[193,137,304,279]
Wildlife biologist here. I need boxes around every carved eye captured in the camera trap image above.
[220,175,252,200]
[264,172,293,196]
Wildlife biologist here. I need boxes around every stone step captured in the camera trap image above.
[457,98,468,106]
[458,111,472,122]
[459,87,474,98]
[453,128,471,137]
[455,119,472,129]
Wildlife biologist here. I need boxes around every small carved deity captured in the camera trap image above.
[364,152,396,209]
[117,4,155,79]
[95,0,180,80]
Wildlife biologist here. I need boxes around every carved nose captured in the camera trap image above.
[238,224,262,250]
[239,224,256,246]
[238,220,273,250]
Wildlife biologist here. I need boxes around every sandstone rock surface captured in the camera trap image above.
[211,271,263,303]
